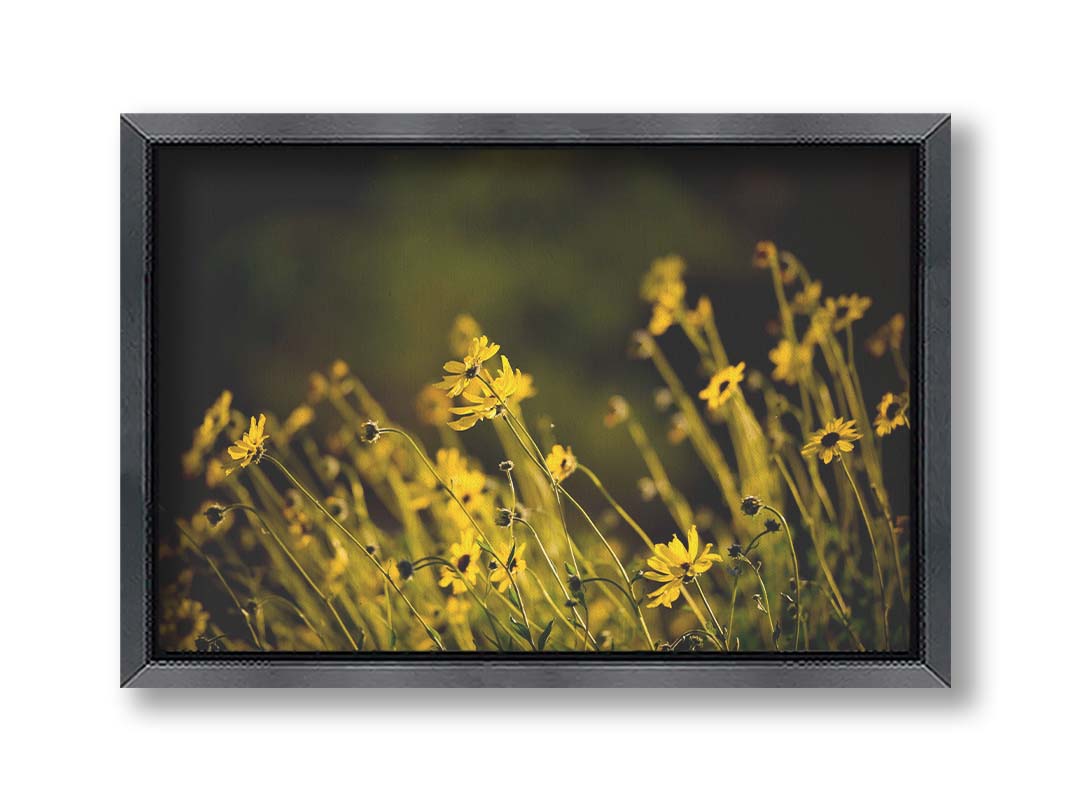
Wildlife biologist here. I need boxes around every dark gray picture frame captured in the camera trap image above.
[121,114,950,688]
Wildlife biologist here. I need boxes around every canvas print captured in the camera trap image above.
[156,144,914,654]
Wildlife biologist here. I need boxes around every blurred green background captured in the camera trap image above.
[155,143,913,538]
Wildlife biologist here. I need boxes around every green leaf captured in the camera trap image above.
[536,619,554,651]
[509,615,531,641]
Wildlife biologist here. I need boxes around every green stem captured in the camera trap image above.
[378,428,535,649]
[763,504,803,651]
[741,555,779,651]
[177,523,263,650]
[261,454,444,650]
[838,455,891,650]
[225,504,358,651]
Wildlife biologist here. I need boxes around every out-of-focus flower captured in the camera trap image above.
[825,294,872,331]
[449,314,483,358]
[159,597,210,651]
[415,384,453,426]
[874,392,909,436]
[545,444,577,483]
[181,390,233,477]
[666,412,689,444]
[866,313,906,357]
[489,542,527,592]
[791,280,823,314]
[281,404,315,441]
[438,531,481,594]
[699,362,746,409]
[769,339,813,385]
[603,396,630,429]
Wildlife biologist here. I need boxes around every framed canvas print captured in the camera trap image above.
[120,114,950,687]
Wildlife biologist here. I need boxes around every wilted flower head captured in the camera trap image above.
[603,395,630,429]
[740,496,762,516]
[203,504,227,528]
[360,419,381,444]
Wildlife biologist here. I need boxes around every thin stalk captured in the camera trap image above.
[225,503,359,651]
[575,462,709,628]
[725,573,741,651]
[740,554,779,651]
[517,518,597,648]
[177,523,263,650]
[763,504,803,651]
[838,455,891,650]
[378,428,535,649]
[693,576,726,641]
[261,454,444,650]
[773,453,850,617]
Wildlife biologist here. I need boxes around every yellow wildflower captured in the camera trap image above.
[825,294,872,331]
[435,335,500,397]
[225,413,269,474]
[768,339,812,385]
[181,390,233,477]
[449,314,483,358]
[867,312,906,357]
[752,240,778,270]
[791,280,823,314]
[438,530,481,594]
[698,362,746,409]
[874,393,909,436]
[415,384,453,426]
[445,468,490,524]
[205,458,227,488]
[489,541,527,592]
[778,250,801,284]
[409,448,470,511]
[448,355,528,431]
[282,404,315,440]
[545,444,577,483]
[644,525,722,609]
[445,595,471,627]
[802,417,862,464]
[325,537,350,593]
[640,254,686,304]
[686,295,713,327]
[647,280,686,336]
[282,489,314,549]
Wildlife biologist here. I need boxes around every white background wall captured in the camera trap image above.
[2,2,1061,796]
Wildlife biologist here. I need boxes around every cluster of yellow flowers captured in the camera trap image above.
[162,240,910,655]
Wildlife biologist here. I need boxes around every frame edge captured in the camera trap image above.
[920,115,951,686]
[120,116,151,686]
